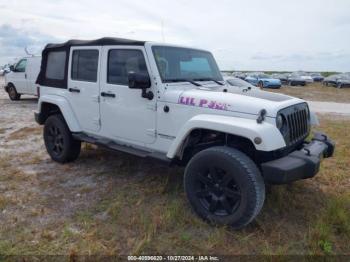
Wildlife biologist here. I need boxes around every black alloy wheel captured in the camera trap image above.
[194,166,241,216]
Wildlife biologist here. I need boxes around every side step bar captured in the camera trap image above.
[72,132,171,164]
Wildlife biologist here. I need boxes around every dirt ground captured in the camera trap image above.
[0,76,349,256]
[270,82,350,103]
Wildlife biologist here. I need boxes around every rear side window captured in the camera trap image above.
[15,59,27,72]
[71,50,99,82]
[108,49,148,85]
[46,51,66,80]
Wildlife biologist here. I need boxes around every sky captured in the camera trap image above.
[0,0,349,72]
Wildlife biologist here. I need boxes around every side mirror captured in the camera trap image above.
[128,72,153,100]
[9,65,15,72]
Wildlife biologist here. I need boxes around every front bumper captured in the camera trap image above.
[261,132,335,184]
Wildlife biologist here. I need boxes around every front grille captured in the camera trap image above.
[279,103,310,146]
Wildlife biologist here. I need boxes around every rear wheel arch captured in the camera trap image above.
[43,114,81,163]
[39,102,63,123]
[37,98,81,132]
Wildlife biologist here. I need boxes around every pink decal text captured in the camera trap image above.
[179,96,230,111]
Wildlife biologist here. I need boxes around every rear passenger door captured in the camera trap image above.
[67,46,101,132]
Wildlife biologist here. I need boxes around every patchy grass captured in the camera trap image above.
[0,111,349,255]
[269,82,350,103]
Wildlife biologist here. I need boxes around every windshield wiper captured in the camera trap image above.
[194,78,224,86]
[166,79,202,86]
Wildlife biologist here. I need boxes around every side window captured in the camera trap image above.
[71,50,99,82]
[15,59,27,72]
[46,51,66,80]
[108,49,148,85]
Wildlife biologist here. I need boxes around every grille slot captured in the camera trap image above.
[280,103,310,146]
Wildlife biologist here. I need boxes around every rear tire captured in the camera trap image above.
[184,146,265,229]
[8,84,21,100]
[44,114,81,163]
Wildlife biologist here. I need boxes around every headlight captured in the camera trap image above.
[276,114,287,133]
[276,114,284,129]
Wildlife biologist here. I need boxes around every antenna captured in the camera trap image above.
[24,47,34,56]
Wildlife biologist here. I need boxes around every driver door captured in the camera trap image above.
[99,46,157,145]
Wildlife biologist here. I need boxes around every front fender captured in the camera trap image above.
[166,114,286,159]
[37,94,81,132]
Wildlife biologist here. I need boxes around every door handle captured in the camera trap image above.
[101,92,116,98]
[68,88,80,93]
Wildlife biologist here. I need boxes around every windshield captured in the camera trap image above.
[152,46,223,83]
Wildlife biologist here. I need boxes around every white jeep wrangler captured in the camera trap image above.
[35,37,335,228]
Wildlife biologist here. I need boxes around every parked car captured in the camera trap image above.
[224,76,258,89]
[271,73,289,85]
[310,73,324,82]
[34,37,334,228]
[335,74,350,88]
[0,65,10,76]
[287,73,307,86]
[231,72,247,80]
[323,74,339,87]
[301,75,314,84]
[245,73,282,89]
[323,74,350,88]
[4,56,41,100]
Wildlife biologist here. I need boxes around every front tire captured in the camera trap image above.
[44,114,81,163]
[258,81,264,89]
[184,146,265,228]
[8,84,21,101]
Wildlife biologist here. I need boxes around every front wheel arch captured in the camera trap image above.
[7,83,21,100]
[179,129,257,166]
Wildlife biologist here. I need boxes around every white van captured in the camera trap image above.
[4,56,41,100]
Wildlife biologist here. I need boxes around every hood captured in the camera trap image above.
[161,84,304,118]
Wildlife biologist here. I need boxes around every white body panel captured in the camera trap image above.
[99,46,157,144]
[5,56,41,95]
[37,41,310,159]
[67,46,102,132]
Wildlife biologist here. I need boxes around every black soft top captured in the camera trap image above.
[37,37,146,89]
[44,37,146,49]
